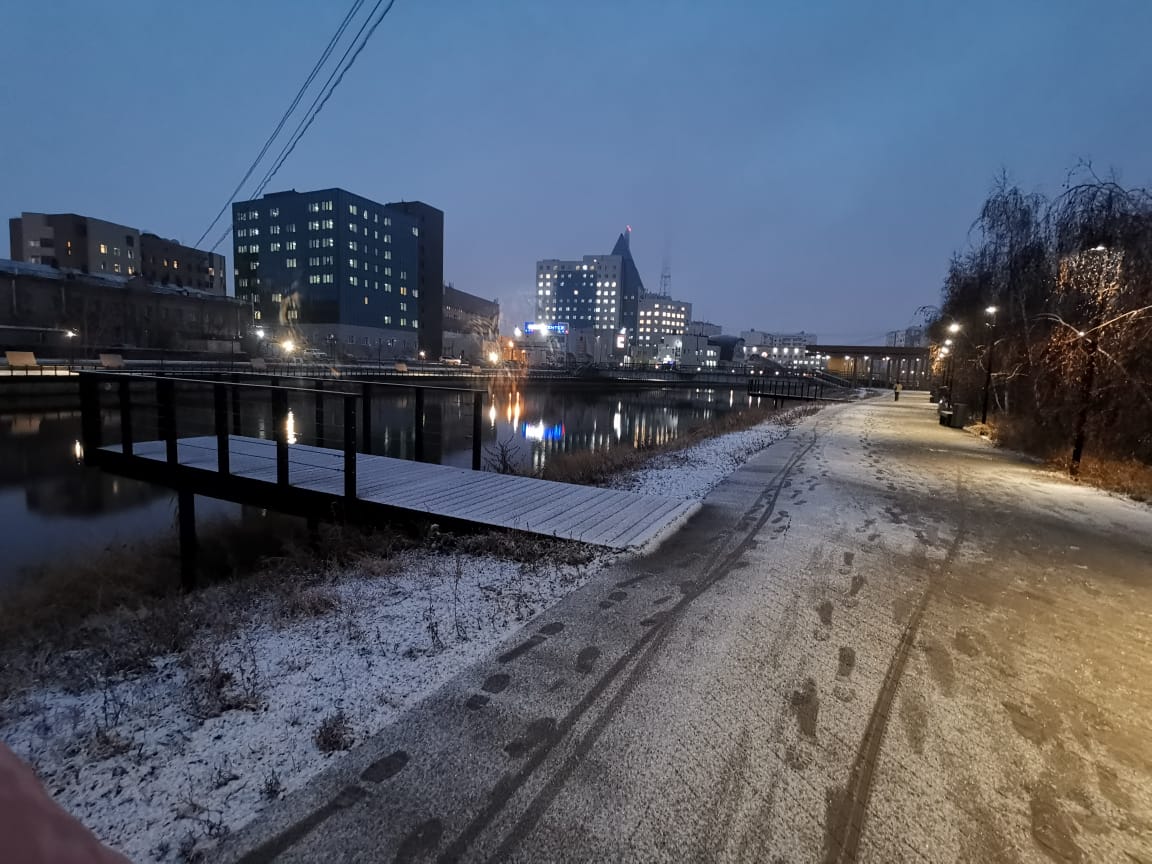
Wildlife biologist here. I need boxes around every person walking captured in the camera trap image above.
[894,381,903,402]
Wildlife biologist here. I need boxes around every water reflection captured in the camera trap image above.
[0,386,766,580]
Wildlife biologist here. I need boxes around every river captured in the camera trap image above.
[0,385,770,582]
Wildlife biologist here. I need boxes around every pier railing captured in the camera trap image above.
[78,371,487,499]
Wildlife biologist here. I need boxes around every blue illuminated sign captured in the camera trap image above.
[524,321,569,336]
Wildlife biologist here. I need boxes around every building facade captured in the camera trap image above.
[739,329,817,351]
[636,295,692,358]
[687,321,722,337]
[231,189,423,358]
[533,226,647,343]
[139,234,225,294]
[442,283,499,363]
[535,254,622,331]
[885,326,927,347]
[0,259,249,352]
[10,212,141,277]
[386,201,445,360]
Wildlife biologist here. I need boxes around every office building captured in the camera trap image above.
[535,254,622,331]
[231,188,426,358]
[140,233,225,294]
[9,212,141,277]
[534,226,647,341]
[386,200,444,359]
[636,295,692,357]
[9,212,225,293]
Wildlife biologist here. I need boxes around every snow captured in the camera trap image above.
[612,405,813,500]
[0,408,808,862]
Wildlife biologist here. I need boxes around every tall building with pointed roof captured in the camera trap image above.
[611,226,645,341]
[533,226,646,345]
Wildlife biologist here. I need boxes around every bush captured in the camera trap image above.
[313,710,354,752]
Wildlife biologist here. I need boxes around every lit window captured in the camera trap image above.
[384,251,391,260]
[309,203,320,213]
[286,241,297,250]
[349,204,357,215]
[412,227,419,237]
[286,258,297,268]
[322,201,333,211]
[322,274,334,284]
[270,225,280,235]
[400,318,406,327]
[399,286,407,296]
[271,293,282,302]
[349,240,358,251]
[348,222,357,232]
[384,315,391,324]
[250,228,259,237]
[270,242,281,252]
[113,263,121,273]
[309,275,321,284]
[270,207,279,218]
[309,221,320,231]
[99,243,108,254]
[322,220,334,229]
[363,296,368,305]
[254,310,261,320]
[248,210,259,219]
[349,258,358,268]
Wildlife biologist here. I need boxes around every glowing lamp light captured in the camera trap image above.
[944,339,953,346]
[281,339,295,353]
[985,305,998,315]
[948,322,961,334]
[255,328,265,339]
[487,351,499,363]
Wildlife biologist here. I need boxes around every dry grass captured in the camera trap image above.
[541,403,818,487]
[1051,454,1152,502]
[313,710,354,752]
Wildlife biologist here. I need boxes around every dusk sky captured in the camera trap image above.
[4,0,1152,343]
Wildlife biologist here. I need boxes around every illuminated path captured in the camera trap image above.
[219,395,1152,864]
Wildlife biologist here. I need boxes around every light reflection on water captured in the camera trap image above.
[0,387,766,580]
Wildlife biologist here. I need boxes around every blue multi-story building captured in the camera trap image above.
[231,188,434,358]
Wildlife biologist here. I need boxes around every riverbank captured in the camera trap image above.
[0,404,817,862]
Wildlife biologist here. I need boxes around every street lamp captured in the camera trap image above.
[948,322,961,334]
[980,305,998,423]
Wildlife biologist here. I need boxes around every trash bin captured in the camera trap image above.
[950,403,971,428]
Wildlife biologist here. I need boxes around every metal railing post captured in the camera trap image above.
[414,387,425,462]
[158,378,178,466]
[314,380,325,448]
[214,383,229,474]
[472,390,484,470]
[118,378,133,456]
[230,373,242,436]
[361,382,373,454]
[343,397,357,499]
[273,388,289,486]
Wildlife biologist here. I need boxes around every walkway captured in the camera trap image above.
[104,436,699,550]
[219,395,1152,864]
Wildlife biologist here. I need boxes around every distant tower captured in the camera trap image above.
[659,257,671,298]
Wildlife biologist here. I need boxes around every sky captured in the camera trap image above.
[4,0,1152,344]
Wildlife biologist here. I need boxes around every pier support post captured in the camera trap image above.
[472,391,483,471]
[178,489,197,591]
[414,388,425,463]
[314,380,325,448]
[361,383,373,454]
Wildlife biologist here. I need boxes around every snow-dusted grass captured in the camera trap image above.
[0,405,814,862]
[612,404,818,499]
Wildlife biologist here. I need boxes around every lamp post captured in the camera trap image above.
[980,305,998,424]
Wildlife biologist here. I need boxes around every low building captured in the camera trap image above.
[139,233,226,294]
[740,329,817,353]
[0,259,249,352]
[885,326,927,347]
[686,321,722,337]
[442,284,500,364]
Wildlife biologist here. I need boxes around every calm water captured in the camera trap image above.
[0,386,768,581]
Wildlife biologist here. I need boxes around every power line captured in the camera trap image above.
[194,0,367,249]
[210,0,398,254]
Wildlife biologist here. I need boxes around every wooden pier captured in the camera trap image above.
[79,372,700,587]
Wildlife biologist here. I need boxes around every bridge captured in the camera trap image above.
[808,344,931,386]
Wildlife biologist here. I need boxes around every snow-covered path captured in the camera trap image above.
[0,407,808,862]
[216,394,1152,864]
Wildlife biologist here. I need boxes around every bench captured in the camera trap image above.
[99,353,125,369]
[4,350,37,369]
